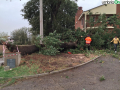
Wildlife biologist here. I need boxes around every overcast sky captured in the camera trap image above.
[0,0,102,35]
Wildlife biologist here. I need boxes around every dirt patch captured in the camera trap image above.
[20,53,98,73]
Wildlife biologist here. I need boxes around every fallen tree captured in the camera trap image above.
[1,41,39,55]
[60,42,78,52]
[1,40,78,55]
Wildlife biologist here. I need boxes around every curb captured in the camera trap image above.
[0,55,102,79]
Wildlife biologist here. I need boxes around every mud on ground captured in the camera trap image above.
[20,53,98,73]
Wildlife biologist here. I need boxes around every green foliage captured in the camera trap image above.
[11,27,31,45]
[85,12,120,50]
[100,75,105,81]
[99,60,104,63]
[0,65,39,78]
[66,76,69,78]
[35,31,63,55]
[42,31,63,55]
[112,54,119,59]
[0,32,8,39]
[42,46,59,56]
[61,30,77,42]
[85,49,90,57]
[67,49,82,54]
[21,0,78,36]
[60,28,87,50]
[34,35,42,51]
[0,32,8,45]
[91,31,104,49]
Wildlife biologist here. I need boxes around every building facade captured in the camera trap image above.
[75,4,120,32]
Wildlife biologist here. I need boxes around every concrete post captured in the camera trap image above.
[40,0,43,44]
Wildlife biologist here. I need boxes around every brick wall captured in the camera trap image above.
[75,7,83,29]
[86,15,114,27]
[116,4,120,28]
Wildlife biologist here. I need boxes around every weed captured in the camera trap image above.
[0,78,9,85]
[95,59,98,63]
[99,60,104,63]
[112,54,119,59]
[85,53,90,58]
[100,75,105,81]
[66,76,69,78]
[85,49,90,58]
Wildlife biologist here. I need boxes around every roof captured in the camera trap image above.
[84,4,105,12]
[78,4,104,20]
[78,4,116,20]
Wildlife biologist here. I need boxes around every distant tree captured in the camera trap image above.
[11,27,31,45]
[0,32,8,41]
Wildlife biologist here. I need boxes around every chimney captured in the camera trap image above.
[78,7,82,10]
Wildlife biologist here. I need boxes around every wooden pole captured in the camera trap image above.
[40,0,43,44]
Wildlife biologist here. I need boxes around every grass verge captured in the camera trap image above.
[0,64,40,87]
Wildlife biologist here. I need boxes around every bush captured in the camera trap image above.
[35,31,63,55]
[42,31,63,55]
[42,46,59,55]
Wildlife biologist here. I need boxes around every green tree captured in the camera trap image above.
[21,0,78,36]
[0,32,8,40]
[0,32,8,44]
[86,12,120,49]
[11,27,31,45]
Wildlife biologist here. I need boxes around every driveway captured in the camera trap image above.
[1,55,120,90]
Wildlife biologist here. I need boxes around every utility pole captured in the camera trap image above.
[40,0,43,44]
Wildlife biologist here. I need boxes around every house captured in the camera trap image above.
[75,4,120,32]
